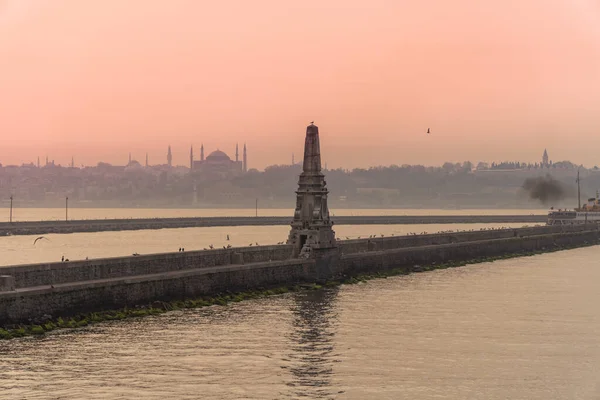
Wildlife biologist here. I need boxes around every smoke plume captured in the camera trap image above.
[522,175,567,205]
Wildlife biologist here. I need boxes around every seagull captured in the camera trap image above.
[427,128,430,134]
[33,236,49,245]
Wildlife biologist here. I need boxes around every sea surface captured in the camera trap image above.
[1,246,600,399]
[0,207,547,222]
[0,223,529,266]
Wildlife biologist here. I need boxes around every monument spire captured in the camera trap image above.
[200,144,204,161]
[287,123,336,257]
[236,143,239,162]
[167,145,172,167]
[243,143,247,172]
[190,145,194,170]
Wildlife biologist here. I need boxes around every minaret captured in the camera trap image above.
[167,145,172,167]
[189,145,194,170]
[45,156,48,166]
[128,153,131,165]
[292,153,295,165]
[145,153,149,167]
[542,149,549,167]
[287,123,336,257]
[236,143,239,162]
[71,156,74,168]
[37,156,40,168]
[243,143,247,172]
[200,144,205,161]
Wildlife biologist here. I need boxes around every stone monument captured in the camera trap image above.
[287,123,337,257]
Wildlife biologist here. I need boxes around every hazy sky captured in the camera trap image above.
[1,0,599,169]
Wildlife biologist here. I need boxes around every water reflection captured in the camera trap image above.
[282,288,341,399]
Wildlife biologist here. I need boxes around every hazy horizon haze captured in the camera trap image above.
[1,0,599,169]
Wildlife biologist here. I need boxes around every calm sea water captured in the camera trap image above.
[0,223,529,266]
[0,207,547,222]
[1,246,599,399]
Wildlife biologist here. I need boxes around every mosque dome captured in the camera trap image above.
[206,150,231,163]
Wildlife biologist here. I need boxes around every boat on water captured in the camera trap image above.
[547,203,600,225]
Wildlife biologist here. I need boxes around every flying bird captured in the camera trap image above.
[427,128,430,134]
[33,236,49,245]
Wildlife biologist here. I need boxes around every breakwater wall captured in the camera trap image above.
[0,224,596,325]
[0,245,293,289]
[338,224,585,254]
[0,214,546,236]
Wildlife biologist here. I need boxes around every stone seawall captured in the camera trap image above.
[0,214,547,236]
[1,245,293,289]
[339,230,598,277]
[0,225,597,325]
[0,259,316,324]
[339,224,588,254]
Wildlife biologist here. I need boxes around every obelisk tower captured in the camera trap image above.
[287,123,336,257]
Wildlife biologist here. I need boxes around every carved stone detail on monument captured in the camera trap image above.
[287,123,337,257]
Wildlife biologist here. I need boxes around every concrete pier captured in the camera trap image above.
[0,214,547,236]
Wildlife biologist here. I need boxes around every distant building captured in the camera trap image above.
[542,149,549,167]
[190,144,247,178]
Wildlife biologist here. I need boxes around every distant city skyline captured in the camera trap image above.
[1,1,599,168]
[0,145,586,171]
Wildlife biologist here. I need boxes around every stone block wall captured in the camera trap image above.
[0,227,598,325]
[338,224,593,254]
[340,229,599,276]
[0,245,293,289]
[0,259,315,324]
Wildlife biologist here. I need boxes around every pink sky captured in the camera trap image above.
[0,0,599,169]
